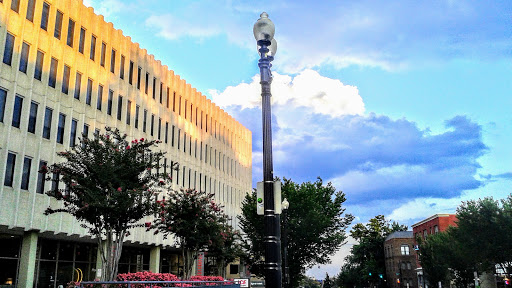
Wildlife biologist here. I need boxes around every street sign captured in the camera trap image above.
[234,279,249,288]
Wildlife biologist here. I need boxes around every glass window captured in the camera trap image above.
[21,157,32,190]
[62,65,70,94]
[54,11,63,39]
[129,61,134,85]
[172,126,175,147]
[145,73,149,94]
[83,123,89,139]
[86,78,92,105]
[117,95,123,121]
[152,77,156,99]
[3,33,15,66]
[67,19,75,47]
[40,2,50,30]
[4,152,16,187]
[166,87,170,108]
[28,101,38,133]
[126,100,131,125]
[90,35,97,61]
[157,117,161,139]
[143,109,147,132]
[150,114,154,136]
[74,72,82,100]
[165,122,168,143]
[97,84,103,110]
[401,245,410,255]
[26,0,36,21]
[159,82,163,103]
[173,92,176,112]
[48,57,58,88]
[107,90,113,115]
[110,49,116,73]
[137,66,141,90]
[120,55,125,79]
[42,107,52,139]
[135,105,139,128]
[78,27,85,53]
[36,160,47,194]
[70,119,77,147]
[57,113,66,144]
[12,95,23,128]
[19,42,30,73]
[100,42,106,67]
[0,88,6,123]
[10,0,20,12]
[177,129,181,150]
[34,50,44,81]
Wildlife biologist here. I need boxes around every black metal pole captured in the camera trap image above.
[258,39,282,288]
[282,208,289,288]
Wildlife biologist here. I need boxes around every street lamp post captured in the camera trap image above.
[282,198,290,288]
[253,12,282,288]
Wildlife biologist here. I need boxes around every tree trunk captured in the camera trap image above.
[182,247,196,279]
[97,229,125,281]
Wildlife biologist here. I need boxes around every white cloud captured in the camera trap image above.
[83,0,126,20]
[145,14,220,41]
[209,69,365,117]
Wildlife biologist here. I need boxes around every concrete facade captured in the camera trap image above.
[0,0,252,286]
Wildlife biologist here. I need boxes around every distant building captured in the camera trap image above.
[411,214,457,288]
[384,231,418,288]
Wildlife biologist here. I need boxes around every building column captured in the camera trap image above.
[150,246,161,273]
[18,231,38,288]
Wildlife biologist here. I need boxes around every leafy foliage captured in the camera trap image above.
[207,222,244,277]
[239,177,353,288]
[336,215,407,288]
[418,195,512,287]
[44,127,167,281]
[152,189,231,279]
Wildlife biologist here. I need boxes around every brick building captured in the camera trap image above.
[385,231,418,288]
[411,214,457,288]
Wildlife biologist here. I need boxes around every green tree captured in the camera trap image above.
[207,219,244,278]
[152,188,227,279]
[43,127,166,281]
[238,177,354,288]
[418,195,512,287]
[336,215,407,288]
[324,273,333,288]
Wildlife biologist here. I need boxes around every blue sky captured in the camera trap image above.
[84,0,512,279]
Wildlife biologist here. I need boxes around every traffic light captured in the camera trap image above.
[505,279,509,285]
[369,272,372,276]
[379,274,383,279]
[397,279,400,284]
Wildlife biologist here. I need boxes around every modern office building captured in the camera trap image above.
[384,231,418,288]
[0,0,252,287]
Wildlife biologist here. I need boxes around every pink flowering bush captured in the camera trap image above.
[43,127,172,281]
[116,271,180,282]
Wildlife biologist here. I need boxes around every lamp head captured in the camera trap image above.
[282,198,289,210]
[253,12,275,42]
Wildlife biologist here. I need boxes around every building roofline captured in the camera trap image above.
[411,214,456,228]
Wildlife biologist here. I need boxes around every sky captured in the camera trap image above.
[83,0,512,280]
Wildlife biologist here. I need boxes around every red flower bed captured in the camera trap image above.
[117,271,180,282]
[189,276,228,286]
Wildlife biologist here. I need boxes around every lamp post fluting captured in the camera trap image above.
[253,12,282,288]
